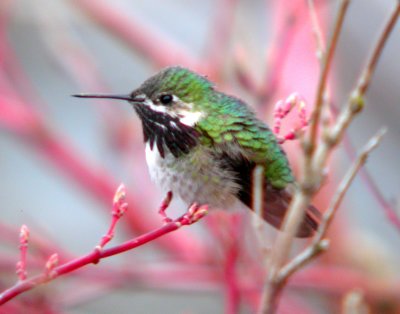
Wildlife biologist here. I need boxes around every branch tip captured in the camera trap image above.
[45,253,59,278]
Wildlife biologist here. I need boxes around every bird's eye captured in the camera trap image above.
[159,94,173,105]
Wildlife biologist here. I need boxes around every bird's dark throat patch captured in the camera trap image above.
[133,103,199,158]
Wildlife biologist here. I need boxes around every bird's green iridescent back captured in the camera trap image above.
[196,92,294,189]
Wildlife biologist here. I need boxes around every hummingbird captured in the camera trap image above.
[74,66,320,237]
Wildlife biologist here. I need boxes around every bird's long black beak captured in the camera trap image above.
[72,93,134,101]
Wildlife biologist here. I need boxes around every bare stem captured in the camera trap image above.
[97,183,128,251]
[0,203,207,305]
[307,0,326,61]
[356,2,400,96]
[259,1,399,312]
[308,0,350,154]
[279,128,386,281]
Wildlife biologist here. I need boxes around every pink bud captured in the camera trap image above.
[112,183,128,217]
[113,183,126,205]
[45,253,59,276]
[19,225,29,244]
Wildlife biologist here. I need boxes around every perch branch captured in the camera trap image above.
[0,187,207,305]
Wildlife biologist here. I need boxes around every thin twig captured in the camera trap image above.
[252,166,270,259]
[350,145,400,231]
[259,1,400,312]
[307,0,326,61]
[270,2,351,272]
[356,2,400,96]
[278,128,386,281]
[0,204,208,305]
[325,1,400,232]
[308,0,350,154]
[96,183,128,251]
[307,0,332,136]
[224,216,242,314]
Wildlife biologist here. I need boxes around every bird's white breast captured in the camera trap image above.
[144,142,240,210]
[145,143,167,187]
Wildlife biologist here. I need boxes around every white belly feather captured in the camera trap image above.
[145,143,240,210]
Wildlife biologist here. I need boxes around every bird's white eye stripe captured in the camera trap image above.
[143,98,167,113]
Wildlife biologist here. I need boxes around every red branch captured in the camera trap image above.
[0,202,208,305]
[15,225,29,281]
[97,183,128,250]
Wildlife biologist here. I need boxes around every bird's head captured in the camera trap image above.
[74,66,216,157]
[74,66,214,127]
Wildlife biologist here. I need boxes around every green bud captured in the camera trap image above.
[349,92,365,114]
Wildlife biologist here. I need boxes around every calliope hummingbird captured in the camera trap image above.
[74,66,320,237]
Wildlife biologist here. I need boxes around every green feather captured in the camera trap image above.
[197,93,294,189]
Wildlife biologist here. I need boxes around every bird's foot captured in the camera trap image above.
[158,191,173,224]
[181,203,209,224]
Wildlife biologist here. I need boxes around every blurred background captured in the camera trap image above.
[1,0,399,313]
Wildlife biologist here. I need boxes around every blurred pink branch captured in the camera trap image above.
[73,0,204,72]
[223,215,242,314]
[225,245,240,314]
[205,0,238,79]
[260,0,305,102]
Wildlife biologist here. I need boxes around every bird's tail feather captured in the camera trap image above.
[261,187,321,238]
